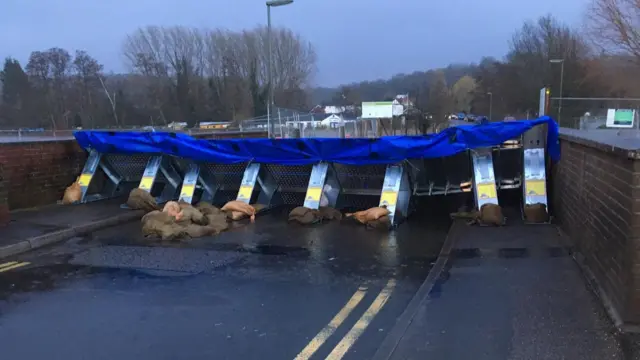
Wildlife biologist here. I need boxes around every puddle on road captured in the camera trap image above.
[240,244,311,257]
[0,263,88,300]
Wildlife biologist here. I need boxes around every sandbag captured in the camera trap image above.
[289,206,321,225]
[318,206,342,221]
[524,203,548,223]
[176,204,207,226]
[478,203,504,226]
[162,201,183,220]
[126,188,160,213]
[345,206,390,224]
[223,202,266,222]
[141,210,189,241]
[196,202,223,216]
[184,213,229,237]
[366,215,392,230]
[62,178,82,205]
[222,200,256,222]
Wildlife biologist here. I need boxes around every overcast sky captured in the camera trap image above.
[1,0,587,87]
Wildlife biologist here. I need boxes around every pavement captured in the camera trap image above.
[380,211,627,360]
[0,198,143,258]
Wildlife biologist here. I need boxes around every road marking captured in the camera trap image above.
[326,279,397,360]
[294,286,368,360]
[0,262,30,273]
[0,261,18,269]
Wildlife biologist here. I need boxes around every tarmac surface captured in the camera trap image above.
[0,201,451,360]
[0,194,637,359]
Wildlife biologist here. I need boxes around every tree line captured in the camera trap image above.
[2,0,640,130]
[0,25,316,130]
[316,1,640,125]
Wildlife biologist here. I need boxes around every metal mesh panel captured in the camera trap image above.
[265,164,312,190]
[338,194,380,211]
[212,190,239,205]
[204,162,248,190]
[280,191,306,205]
[443,152,472,185]
[493,148,523,188]
[334,164,386,191]
[104,154,151,181]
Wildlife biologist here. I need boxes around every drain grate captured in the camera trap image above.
[547,246,572,257]
[498,248,529,259]
[453,248,481,259]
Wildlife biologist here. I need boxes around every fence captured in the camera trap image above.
[549,97,640,130]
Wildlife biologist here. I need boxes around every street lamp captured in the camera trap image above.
[550,59,565,123]
[266,0,293,138]
[487,92,493,121]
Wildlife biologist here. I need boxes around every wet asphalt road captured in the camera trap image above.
[0,200,453,360]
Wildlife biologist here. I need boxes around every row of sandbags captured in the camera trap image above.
[450,203,549,226]
[126,188,264,242]
[288,205,393,230]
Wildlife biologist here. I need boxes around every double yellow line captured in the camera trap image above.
[295,278,397,360]
[0,261,30,273]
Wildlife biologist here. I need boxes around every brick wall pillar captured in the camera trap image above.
[553,131,640,328]
[0,163,9,226]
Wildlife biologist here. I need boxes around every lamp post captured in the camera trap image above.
[550,59,565,123]
[266,0,293,138]
[487,92,493,121]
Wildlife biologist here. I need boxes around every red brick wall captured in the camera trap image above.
[0,130,268,212]
[552,134,640,326]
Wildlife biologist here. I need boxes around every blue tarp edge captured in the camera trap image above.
[73,116,560,166]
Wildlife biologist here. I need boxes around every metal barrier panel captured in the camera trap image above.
[379,164,411,226]
[78,150,133,203]
[303,162,341,209]
[471,148,499,209]
[236,163,279,208]
[522,125,549,210]
[136,156,183,204]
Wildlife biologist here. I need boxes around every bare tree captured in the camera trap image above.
[587,0,640,60]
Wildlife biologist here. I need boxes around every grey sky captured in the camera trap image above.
[1,0,587,87]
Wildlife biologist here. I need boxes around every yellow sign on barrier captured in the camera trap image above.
[139,176,154,191]
[78,173,93,187]
[180,184,195,199]
[305,187,322,202]
[238,185,253,200]
[477,183,497,200]
[380,190,398,207]
[526,180,546,196]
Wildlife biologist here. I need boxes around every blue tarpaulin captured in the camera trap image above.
[73,116,559,166]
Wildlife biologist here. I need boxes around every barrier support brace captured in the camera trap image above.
[522,125,550,222]
[77,149,127,203]
[236,163,279,210]
[178,163,218,205]
[136,155,183,205]
[471,148,499,210]
[303,162,341,210]
[379,163,411,226]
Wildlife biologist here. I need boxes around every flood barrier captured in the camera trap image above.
[73,117,559,227]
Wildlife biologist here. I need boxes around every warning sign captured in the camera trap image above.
[380,190,398,207]
[78,173,93,187]
[526,180,546,196]
[237,185,253,200]
[476,183,497,200]
[139,176,154,191]
[305,187,322,203]
[180,184,195,199]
